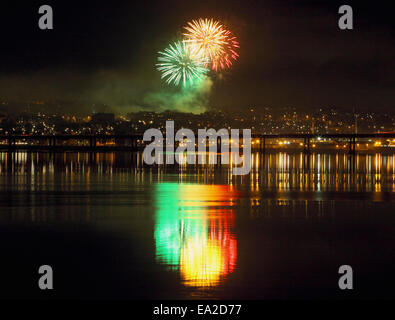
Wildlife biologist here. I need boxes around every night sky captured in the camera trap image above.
[1,0,394,114]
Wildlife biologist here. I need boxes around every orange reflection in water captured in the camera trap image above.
[154,183,238,287]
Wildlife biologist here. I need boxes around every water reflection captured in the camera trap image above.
[0,151,394,298]
[154,183,238,287]
[1,151,395,193]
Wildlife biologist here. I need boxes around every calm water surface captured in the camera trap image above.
[0,151,394,299]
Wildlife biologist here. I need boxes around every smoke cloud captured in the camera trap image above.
[0,68,214,115]
[143,77,213,114]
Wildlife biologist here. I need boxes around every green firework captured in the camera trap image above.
[157,41,209,87]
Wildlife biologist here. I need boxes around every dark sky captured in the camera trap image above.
[0,0,394,114]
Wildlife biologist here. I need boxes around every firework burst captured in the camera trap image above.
[211,29,239,71]
[183,18,227,63]
[156,41,209,87]
[183,18,239,71]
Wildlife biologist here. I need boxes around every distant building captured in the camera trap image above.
[91,113,115,124]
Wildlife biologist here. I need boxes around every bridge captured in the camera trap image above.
[0,133,394,153]
[251,133,395,153]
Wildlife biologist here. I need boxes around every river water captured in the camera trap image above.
[0,151,394,299]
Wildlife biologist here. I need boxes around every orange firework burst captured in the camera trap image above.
[183,18,239,71]
[211,29,239,71]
